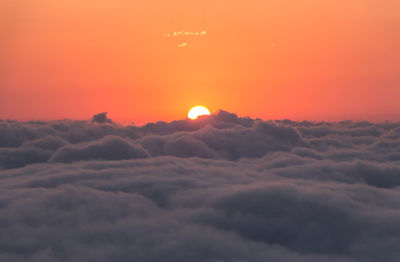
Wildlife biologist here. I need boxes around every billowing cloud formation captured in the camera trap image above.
[1,111,400,261]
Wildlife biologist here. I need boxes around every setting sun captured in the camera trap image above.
[2,1,400,261]
[188,106,211,120]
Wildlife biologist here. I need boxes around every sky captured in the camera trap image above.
[1,0,399,124]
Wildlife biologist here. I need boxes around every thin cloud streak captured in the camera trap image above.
[164,30,207,37]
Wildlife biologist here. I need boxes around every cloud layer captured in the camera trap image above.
[1,111,400,261]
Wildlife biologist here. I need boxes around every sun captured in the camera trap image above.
[188,106,211,120]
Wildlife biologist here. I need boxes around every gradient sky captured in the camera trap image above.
[1,0,399,124]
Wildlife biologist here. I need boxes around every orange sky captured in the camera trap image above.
[1,0,399,124]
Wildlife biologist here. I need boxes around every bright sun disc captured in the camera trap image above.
[188,106,211,120]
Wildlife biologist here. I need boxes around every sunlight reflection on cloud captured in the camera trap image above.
[164,30,207,37]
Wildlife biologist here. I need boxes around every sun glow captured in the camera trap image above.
[188,106,211,120]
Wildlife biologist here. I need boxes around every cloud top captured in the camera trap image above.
[1,111,400,261]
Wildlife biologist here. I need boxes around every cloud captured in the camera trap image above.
[177,42,189,48]
[49,135,149,163]
[164,30,207,37]
[164,30,207,47]
[92,112,113,124]
[0,147,52,169]
[0,111,400,261]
